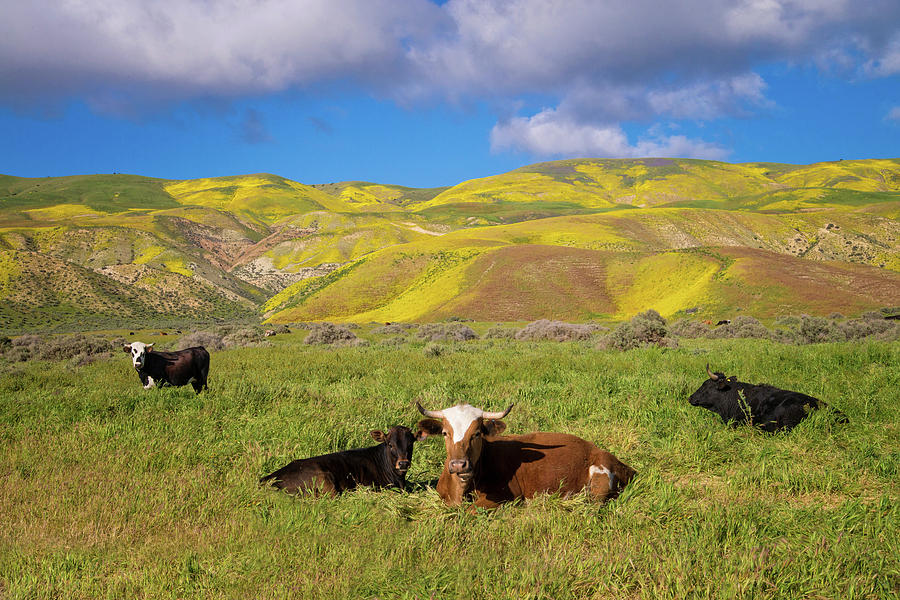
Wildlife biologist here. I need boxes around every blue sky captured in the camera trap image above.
[1,0,899,188]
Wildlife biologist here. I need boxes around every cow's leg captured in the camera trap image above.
[311,473,338,497]
[196,366,209,393]
[143,376,156,390]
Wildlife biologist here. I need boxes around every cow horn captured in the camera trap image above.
[481,404,514,420]
[706,363,719,380]
[416,401,444,419]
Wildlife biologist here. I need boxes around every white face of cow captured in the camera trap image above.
[123,342,154,370]
[416,403,512,483]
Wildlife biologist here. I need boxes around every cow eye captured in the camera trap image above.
[441,431,448,437]
[472,431,481,438]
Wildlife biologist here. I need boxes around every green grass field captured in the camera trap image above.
[1,333,897,599]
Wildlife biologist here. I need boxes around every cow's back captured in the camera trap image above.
[155,346,209,389]
[260,456,343,495]
[746,384,822,431]
[260,446,390,496]
[478,432,634,502]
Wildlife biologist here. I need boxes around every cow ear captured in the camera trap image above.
[122,345,132,354]
[415,418,442,440]
[370,430,386,442]
[716,380,729,390]
[483,419,506,436]
[146,343,154,352]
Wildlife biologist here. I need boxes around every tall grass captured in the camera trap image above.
[1,335,897,599]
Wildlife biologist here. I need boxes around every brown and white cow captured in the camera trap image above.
[416,402,636,508]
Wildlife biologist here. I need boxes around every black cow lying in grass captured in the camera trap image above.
[123,342,210,394]
[260,426,421,495]
[689,364,847,432]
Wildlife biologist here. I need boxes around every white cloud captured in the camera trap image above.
[647,74,771,119]
[490,109,729,160]
[2,0,898,159]
[864,32,900,76]
[886,106,900,122]
[4,0,897,110]
[0,0,442,107]
[406,0,899,99]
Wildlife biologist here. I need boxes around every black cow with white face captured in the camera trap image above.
[123,342,210,394]
[689,364,847,432]
[260,426,422,495]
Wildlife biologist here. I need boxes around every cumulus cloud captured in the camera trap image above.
[491,109,729,159]
[405,0,900,98]
[2,0,899,158]
[0,0,443,108]
[864,32,900,76]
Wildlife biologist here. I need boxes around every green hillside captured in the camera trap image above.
[1,159,898,333]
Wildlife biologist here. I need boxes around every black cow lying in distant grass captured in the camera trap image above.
[689,364,848,432]
[260,426,421,495]
[123,341,210,394]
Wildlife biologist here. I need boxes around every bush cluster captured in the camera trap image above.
[1,333,121,365]
[669,319,711,339]
[789,314,899,344]
[484,325,518,339]
[222,327,267,348]
[179,326,271,350]
[514,320,601,342]
[709,316,771,340]
[668,311,899,344]
[600,310,678,351]
[372,323,418,335]
[179,330,226,351]
[416,323,479,342]
[304,322,360,346]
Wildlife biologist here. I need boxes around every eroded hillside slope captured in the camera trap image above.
[1,159,898,332]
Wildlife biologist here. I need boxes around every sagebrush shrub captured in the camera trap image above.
[837,317,896,341]
[796,315,844,344]
[222,327,265,348]
[417,323,478,342]
[709,316,771,339]
[372,323,418,335]
[600,310,677,350]
[669,319,711,339]
[514,320,597,342]
[775,315,801,327]
[304,322,358,345]
[484,325,518,339]
[874,325,900,341]
[5,334,116,363]
[179,331,225,351]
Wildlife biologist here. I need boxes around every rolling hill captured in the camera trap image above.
[1,158,898,332]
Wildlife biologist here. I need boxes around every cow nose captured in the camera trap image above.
[396,460,410,470]
[449,459,470,474]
